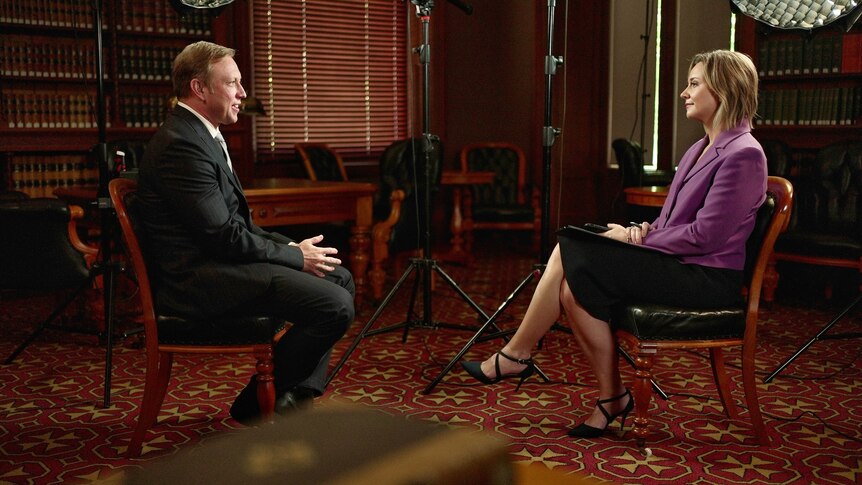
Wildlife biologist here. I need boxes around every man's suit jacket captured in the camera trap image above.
[137,106,304,318]
[644,121,767,271]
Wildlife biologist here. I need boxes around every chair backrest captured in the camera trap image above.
[109,178,159,343]
[759,139,792,178]
[611,138,644,188]
[812,142,862,235]
[295,143,348,182]
[377,137,443,252]
[745,176,793,313]
[460,142,527,206]
[0,198,90,290]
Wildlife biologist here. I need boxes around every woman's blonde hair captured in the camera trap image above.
[172,41,236,99]
[688,50,758,132]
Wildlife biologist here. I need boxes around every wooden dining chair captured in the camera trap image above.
[459,142,541,252]
[613,176,793,449]
[109,178,286,457]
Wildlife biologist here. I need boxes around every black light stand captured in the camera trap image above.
[89,0,124,408]
[420,0,566,394]
[764,294,861,383]
[423,1,668,399]
[326,0,498,388]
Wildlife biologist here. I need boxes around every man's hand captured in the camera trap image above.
[290,235,341,277]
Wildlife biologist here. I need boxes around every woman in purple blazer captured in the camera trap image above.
[461,50,767,439]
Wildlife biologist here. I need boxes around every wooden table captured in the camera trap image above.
[439,170,495,264]
[57,178,378,306]
[623,185,669,208]
[244,178,376,304]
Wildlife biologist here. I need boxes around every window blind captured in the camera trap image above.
[251,0,409,162]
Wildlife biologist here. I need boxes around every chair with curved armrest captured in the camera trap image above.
[109,178,286,457]
[2,198,99,364]
[295,143,349,182]
[459,142,540,252]
[613,176,793,449]
[369,138,443,300]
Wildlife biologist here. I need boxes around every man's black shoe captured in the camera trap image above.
[275,386,315,415]
[229,380,316,426]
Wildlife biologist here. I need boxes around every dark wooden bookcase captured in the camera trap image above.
[0,0,217,196]
[736,16,862,151]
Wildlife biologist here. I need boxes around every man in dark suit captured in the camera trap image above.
[136,41,354,424]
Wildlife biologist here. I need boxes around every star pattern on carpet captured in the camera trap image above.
[714,454,782,480]
[695,421,747,442]
[603,450,677,475]
[509,391,558,407]
[341,387,392,403]
[508,416,559,436]
[510,447,568,468]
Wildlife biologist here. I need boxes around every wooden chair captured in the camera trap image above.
[295,143,348,182]
[109,178,286,457]
[2,199,99,363]
[370,138,442,301]
[459,142,541,252]
[613,176,793,449]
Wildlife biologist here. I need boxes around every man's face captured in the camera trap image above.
[201,56,246,127]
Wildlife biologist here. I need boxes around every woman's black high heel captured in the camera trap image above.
[460,350,535,391]
[568,388,634,438]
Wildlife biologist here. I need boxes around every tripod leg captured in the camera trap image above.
[325,264,417,387]
[4,278,92,364]
[423,267,550,394]
[101,263,117,408]
[763,293,861,383]
[617,345,668,400]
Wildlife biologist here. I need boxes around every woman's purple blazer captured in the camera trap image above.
[643,120,767,271]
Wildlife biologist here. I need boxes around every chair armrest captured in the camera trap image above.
[68,205,99,260]
[372,189,406,263]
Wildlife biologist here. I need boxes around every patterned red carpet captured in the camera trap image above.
[1,240,861,484]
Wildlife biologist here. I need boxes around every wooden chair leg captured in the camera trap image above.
[127,351,172,458]
[710,348,739,419]
[255,347,276,423]
[631,352,655,449]
[742,345,770,445]
[763,258,779,304]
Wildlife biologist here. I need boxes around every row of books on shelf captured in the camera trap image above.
[121,93,171,128]
[118,45,176,81]
[757,33,862,76]
[0,0,93,29]
[3,39,179,82]
[9,156,98,198]
[2,92,172,129]
[2,93,110,129]
[2,40,99,80]
[0,0,211,36]
[114,0,212,36]
[756,86,862,126]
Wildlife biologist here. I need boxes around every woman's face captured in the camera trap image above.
[680,62,719,126]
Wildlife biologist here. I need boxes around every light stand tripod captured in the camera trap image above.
[326,0,499,387]
[420,0,565,394]
[764,294,861,383]
[423,1,668,399]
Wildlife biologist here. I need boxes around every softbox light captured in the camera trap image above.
[730,0,861,31]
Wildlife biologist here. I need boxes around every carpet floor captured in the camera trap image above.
[1,239,860,484]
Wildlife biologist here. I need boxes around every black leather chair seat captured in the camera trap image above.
[775,231,862,260]
[157,315,285,346]
[473,205,535,223]
[613,304,745,341]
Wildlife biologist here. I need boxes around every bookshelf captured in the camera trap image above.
[0,0,214,196]
[738,20,862,150]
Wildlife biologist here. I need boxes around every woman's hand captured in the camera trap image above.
[290,235,342,277]
[604,222,651,245]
